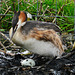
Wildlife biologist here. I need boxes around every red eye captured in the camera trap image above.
[16,24,18,27]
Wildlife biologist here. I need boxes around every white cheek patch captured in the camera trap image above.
[17,20,26,29]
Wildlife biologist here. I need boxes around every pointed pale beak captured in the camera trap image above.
[9,27,14,39]
[9,24,18,39]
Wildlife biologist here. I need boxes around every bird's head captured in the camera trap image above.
[12,11,27,32]
[9,11,32,39]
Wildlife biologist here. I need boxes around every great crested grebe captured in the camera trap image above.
[9,11,64,57]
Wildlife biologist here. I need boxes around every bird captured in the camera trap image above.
[9,11,64,57]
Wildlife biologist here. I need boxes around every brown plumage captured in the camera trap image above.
[19,11,27,22]
[29,28,64,54]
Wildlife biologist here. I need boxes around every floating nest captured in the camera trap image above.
[0,50,75,75]
[0,32,75,75]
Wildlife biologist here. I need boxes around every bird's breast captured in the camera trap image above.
[22,38,61,57]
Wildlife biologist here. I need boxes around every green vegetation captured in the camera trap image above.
[0,0,74,33]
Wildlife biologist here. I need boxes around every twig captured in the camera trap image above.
[0,32,14,45]
[0,49,6,53]
[5,0,9,8]
[46,56,57,65]
[26,2,37,10]
[0,6,11,22]
[0,41,7,52]
[42,6,49,16]
[52,5,64,23]
[60,50,75,59]
[52,2,72,23]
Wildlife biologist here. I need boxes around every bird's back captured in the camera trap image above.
[21,21,61,35]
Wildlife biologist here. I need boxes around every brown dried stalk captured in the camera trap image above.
[0,41,7,52]
[42,6,49,16]
[0,6,11,22]
[52,2,72,23]
[0,32,14,45]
